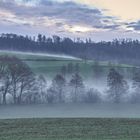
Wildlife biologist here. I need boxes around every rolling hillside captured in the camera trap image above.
[0,50,136,79]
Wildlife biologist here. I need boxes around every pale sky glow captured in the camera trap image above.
[0,0,140,41]
[65,25,94,33]
[76,0,140,21]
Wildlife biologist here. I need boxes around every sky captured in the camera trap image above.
[0,0,140,41]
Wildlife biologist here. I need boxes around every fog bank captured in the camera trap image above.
[0,103,140,119]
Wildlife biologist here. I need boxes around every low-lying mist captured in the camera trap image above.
[0,54,140,119]
[0,50,80,60]
[0,103,140,119]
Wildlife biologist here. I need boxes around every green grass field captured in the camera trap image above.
[0,118,140,140]
[0,50,135,79]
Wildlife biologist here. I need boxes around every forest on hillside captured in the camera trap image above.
[0,33,140,65]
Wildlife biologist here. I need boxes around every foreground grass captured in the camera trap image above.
[0,118,140,140]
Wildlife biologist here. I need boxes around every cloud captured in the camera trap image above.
[0,0,120,31]
[0,0,139,40]
[94,25,120,30]
[126,21,140,31]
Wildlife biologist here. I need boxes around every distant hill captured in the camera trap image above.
[0,33,140,65]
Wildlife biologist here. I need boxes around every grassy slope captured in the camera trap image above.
[0,118,140,140]
[0,50,134,79]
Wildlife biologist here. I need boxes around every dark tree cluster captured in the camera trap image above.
[0,56,99,104]
[0,33,140,65]
[0,56,36,104]
[1,56,140,105]
[107,68,128,103]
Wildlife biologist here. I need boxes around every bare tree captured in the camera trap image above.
[0,56,11,104]
[107,68,128,103]
[37,75,47,103]
[51,74,66,103]
[7,57,35,104]
[46,87,56,104]
[131,70,140,103]
[69,73,84,102]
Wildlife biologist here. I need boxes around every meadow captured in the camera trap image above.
[0,118,140,140]
[0,50,135,79]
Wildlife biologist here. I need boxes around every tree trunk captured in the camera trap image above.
[2,93,6,105]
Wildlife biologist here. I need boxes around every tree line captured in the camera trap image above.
[0,56,140,105]
[0,33,140,65]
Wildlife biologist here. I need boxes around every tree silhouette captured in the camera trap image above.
[0,56,11,104]
[8,57,35,104]
[69,73,84,102]
[37,75,47,103]
[51,74,66,103]
[131,70,140,103]
[107,68,128,103]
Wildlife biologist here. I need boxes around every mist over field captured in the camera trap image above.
[0,50,81,60]
[0,50,140,119]
[1,103,140,119]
